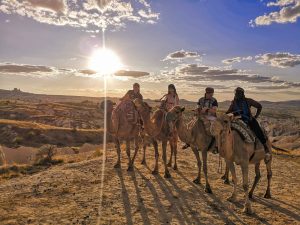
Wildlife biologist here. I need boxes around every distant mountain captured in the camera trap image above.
[0,88,299,109]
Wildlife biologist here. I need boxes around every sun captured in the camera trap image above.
[89,48,123,75]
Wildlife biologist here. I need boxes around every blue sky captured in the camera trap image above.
[0,0,299,101]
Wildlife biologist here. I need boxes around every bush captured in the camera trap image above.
[35,145,57,165]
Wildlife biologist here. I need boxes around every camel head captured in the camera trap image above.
[133,98,152,114]
[210,113,234,136]
[166,106,185,132]
[100,100,116,113]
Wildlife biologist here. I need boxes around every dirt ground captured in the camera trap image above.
[0,144,299,225]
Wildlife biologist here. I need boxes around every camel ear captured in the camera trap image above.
[181,107,185,112]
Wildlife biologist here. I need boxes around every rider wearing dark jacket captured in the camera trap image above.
[226,87,271,162]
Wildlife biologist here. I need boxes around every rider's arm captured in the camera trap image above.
[248,98,262,118]
[208,99,218,114]
[226,101,234,114]
[120,90,131,101]
[175,94,179,105]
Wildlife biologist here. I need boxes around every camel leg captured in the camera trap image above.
[249,162,261,199]
[241,164,253,214]
[131,136,139,166]
[152,140,159,175]
[114,139,121,168]
[167,142,173,167]
[226,160,237,202]
[192,147,201,184]
[264,157,272,199]
[221,163,230,185]
[173,141,178,170]
[141,144,146,165]
[162,140,171,178]
[126,139,133,171]
[202,150,212,193]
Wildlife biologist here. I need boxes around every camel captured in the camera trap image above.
[101,100,140,171]
[165,106,215,193]
[133,98,178,178]
[210,113,272,214]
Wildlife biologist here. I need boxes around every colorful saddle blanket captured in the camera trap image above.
[231,120,255,143]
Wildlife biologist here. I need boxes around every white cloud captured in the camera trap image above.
[222,56,253,64]
[0,0,159,30]
[250,0,300,26]
[163,50,200,61]
[255,52,300,68]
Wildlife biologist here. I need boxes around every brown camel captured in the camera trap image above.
[165,106,214,193]
[133,99,178,178]
[210,113,272,214]
[101,100,140,171]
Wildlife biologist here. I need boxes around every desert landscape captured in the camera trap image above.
[0,89,299,225]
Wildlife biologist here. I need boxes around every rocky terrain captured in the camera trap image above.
[0,145,299,225]
[0,89,299,224]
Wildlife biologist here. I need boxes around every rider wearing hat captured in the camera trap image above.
[182,87,218,150]
[226,87,271,162]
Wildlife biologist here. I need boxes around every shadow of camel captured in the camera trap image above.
[174,170,248,225]
[254,197,300,222]
[135,168,172,224]
[129,172,152,225]
[115,168,134,225]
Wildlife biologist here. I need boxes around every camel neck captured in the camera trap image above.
[175,117,191,143]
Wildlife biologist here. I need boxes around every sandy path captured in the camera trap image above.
[0,145,299,225]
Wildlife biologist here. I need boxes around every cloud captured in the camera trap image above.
[0,0,159,30]
[250,0,300,26]
[78,69,97,75]
[114,70,149,77]
[0,62,53,73]
[222,56,253,64]
[161,63,300,92]
[163,50,200,61]
[255,52,300,68]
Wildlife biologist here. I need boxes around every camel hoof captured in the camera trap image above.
[243,206,253,215]
[173,165,178,170]
[127,166,134,171]
[193,178,200,184]
[114,163,120,168]
[205,185,213,194]
[167,162,172,167]
[264,192,272,199]
[164,172,171,178]
[249,193,253,199]
[227,196,236,202]
[221,174,227,180]
[141,160,146,165]
[152,170,158,175]
[223,179,230,185]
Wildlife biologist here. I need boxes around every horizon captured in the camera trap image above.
[2,87,300,103]
[0,0,300,101]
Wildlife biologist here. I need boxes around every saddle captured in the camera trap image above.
[231,120,255,143]
[113,100,139,125]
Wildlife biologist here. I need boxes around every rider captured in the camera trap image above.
[182,87,218,151]
[226,87,271,162]
[121,83,143,101]
[160,84,180,111]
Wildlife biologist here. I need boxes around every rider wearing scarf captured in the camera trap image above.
[226,87,271,162]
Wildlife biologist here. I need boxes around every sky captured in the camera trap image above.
[0,0,299,101]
